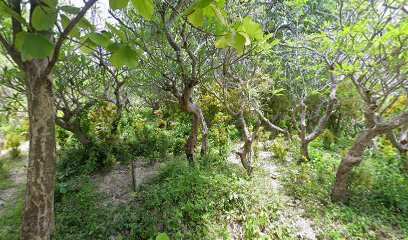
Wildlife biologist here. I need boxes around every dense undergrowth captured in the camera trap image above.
[1,110,407,239]
[279,137,408,239]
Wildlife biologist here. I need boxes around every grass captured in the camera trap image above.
[1,138,407,240]
[0,186,25,240]
[279,139,408,239]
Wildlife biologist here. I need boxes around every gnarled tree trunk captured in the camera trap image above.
[332,113,408,203]
[21,59,56,239]
[236,110,260,175]
[179,84,207,165]
[331,131,374,203]
[55,118,91,148]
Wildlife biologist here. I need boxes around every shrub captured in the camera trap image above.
[271,134,288,161]
[320,129,334,150]
[4,132,21,159]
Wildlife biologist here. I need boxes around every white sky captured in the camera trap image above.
[69,0,113,27]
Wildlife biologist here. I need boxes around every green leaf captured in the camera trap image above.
[107,23,127,42]
[78,17,95,30]
[195,0,213,8]
[43,0,58,7]
[0,2,30,29]
[18,33,54,61]
[225,31,246,50]
[61,14,80,38]
[109,0,129,10]
[109,45,139,68]
[214,36,228,48]
[60,5,80,14]
[237,17,263,41]
[80,38,97,54]
[188,9,204,27]
[88,32,112,48]
[156,233,170,240]
[239,31,251,45]
[14,32,29,51]
[131,0,154,20]
[107,42,121,52]
[210,4,227,26]
[32,6,57,31]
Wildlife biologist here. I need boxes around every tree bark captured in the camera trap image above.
[21,59,56,240]
[55,118,91,148]
[300,140,310,162]
[236,110,260,175]
[332,112,408,203]
[331,131,373,203]
[237,138,254,175]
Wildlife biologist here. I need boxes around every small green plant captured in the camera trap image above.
[0,160,10,181]
[320,129,334,150]
[4,132,21,159]
[271,134,288,161]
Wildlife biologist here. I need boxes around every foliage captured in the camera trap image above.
[54,177,127,240]
[271,134,289,161]
[4,132,21,159]
[281,140,408,239]
[0,187,25,240]
[320,128,334,150]
[0,159,9,182]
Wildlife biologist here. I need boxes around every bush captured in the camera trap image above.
[320,129,334,150]
[271,134,288,161]
[4,132,21,159]
[129,160,249,239]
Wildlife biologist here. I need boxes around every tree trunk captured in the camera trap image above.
[74,129,91,148]
[21,59,56,239]
[300,140,310,162]
[184,112,200,166]
[237,138,254,175]
[331,131,376,203]
[178,84,207,166]
[55,118,91,148]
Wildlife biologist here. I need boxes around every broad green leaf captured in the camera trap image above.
[88,32,112,48]
[107,23,127,42]
[0,2,30,29]
[131,0,154,20]
[225,31,246,50]
[109,0,129,10]
[19,33,54,61]
[78,17,95,30]
[156,233,170,240]
[210,4,227,26]
[43,0,58,7]
[32,6,57,31]
[61,14,80,38]
[107,42,121,52]
[214,36,228,48]
[188,9,204,27]
[215,0,226,7]
[14,32,29,51]
[109,45,139,68]
[60,5,80,14]
[80,38,97,53]
[239,31,251,45]
[238,17,263,41]
[195,0,213,8]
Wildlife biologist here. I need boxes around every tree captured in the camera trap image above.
[330,0,408,203]
[0,0,97,238]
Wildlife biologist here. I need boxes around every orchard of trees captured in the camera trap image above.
[0,0,407,239]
